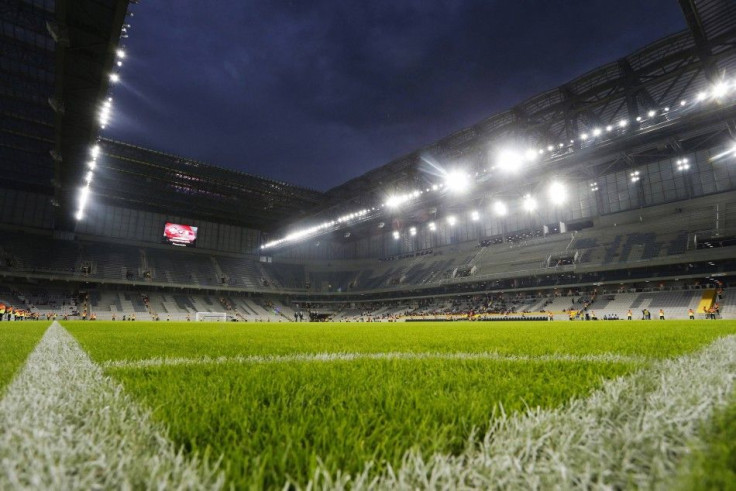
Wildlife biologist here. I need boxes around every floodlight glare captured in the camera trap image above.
[712,82,728,98]
[428,222,437,231]
[495,150,524,172]
[447,215,457,226]
[90,145,100,158]
[471,210,480,221]
[548,182,566,205]
[109,73,120,83]
[592,128,602,137]
[493,201,508,216]
[525,149,538,162]
[392,230,400,240]
[522,194,537,212]
[680,99,687,106]
[409,226,417,236]
[116,49,126,58]
[75,210,84,220]
[647,110,656,117]
[444,171,470,193]
[618,119,628,128]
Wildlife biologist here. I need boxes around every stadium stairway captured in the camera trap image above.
[697,289,717,315]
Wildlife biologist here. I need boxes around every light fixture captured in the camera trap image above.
[548,182,566,205]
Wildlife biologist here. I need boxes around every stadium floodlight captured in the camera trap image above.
[90,145,100,159]
[444,170,470,193]
[446,215,457,226]
[470,210,480,221]
[618,119,628,128]
[392,230,400,240]
[676,158,690,171]
[592,128,602,137]
[712,81,728,99]
[495,149,524,172]
[409,226,417,236]
[580,133,588,140]
[522,194,537,212]
[87,160,96,170]
[116,49,126,59]
[431,184,439,191]
[647,110,656,118]
[524,149,538,162]
[696,91,707,101]
[75,210,83,221]
[590,182,599,192]
[636,116,642,122]
[428,221,437,231]
[109,73,120,83]
[630,170,641,183]
[547,145,554,152]
[663,106,670,112]
[605,125,613,132]
[548,182,566,205]
[85,170,93,184]
[680,99,687,106]
[493,201,508,216]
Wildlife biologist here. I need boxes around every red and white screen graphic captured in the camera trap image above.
[162,222,198,247]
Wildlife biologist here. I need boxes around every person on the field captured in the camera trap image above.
[627,309,632,320]
[688,308,694,320]
[659,309,665,320]
[186,313,191,321]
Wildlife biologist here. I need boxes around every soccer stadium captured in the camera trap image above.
[2,0,736,489]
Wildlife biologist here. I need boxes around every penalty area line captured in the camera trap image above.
[103,350,651,370]
[0,322,223,490]
[308,334,736,490]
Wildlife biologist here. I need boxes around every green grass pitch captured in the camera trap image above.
[4,320,735,488]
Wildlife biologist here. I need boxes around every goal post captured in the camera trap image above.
[195,312,228,322]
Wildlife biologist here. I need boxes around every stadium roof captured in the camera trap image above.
[2,0,736,240]
[0,0,130,231]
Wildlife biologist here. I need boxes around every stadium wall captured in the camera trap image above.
[0,189,261,254]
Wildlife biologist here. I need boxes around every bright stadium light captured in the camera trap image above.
[444,170,470,193]
[87,160,96,170]
[592,128,602,137]
[392,230,400,240]
[580,133,589,141]
[409,226,417,236]
[522,194,537,212]
[90,145,100,159]
[524,149,538,162]
[495,149,524,172]
[647,110,656,118]
[447,215,457,226]
[116,49,126,59]
[697,91,707,101]
[493,201,508,216]
[428,221,437,231]
[109,73,120,83]
[618,119,628,128]
[680,99,687,106]
[470,210,480,221]
[548,182,566,205]
[712,81,728,99]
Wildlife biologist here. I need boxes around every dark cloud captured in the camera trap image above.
[107,0,686,191]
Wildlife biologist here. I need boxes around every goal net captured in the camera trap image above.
[195,312,228,322]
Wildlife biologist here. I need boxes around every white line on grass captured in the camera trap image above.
[103,351,650,369]
[308,335,736,490]
[0,322,223,490]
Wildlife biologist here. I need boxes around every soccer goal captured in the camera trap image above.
[195,312,228,322]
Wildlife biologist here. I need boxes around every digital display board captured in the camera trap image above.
[162,222,198,247]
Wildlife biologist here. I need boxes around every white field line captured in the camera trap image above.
[103,351,650,370]
[308,335,736,490]
[0,322,223,490]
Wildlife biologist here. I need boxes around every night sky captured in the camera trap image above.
[107,0,686,192]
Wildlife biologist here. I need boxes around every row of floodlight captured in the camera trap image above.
[261,80,734,249]
[491,81,734,173]
[75,29,130,220]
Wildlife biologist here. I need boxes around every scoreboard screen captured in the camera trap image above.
[162,222,198,247]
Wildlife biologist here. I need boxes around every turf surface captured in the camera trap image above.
[0,321,49,392]
[63,320,736,489]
